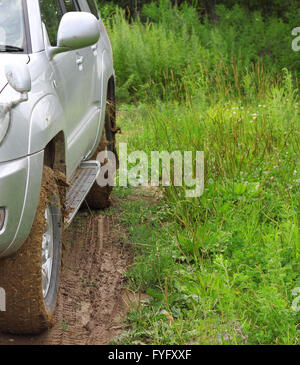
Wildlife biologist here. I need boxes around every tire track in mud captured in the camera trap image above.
[0,211,132,345]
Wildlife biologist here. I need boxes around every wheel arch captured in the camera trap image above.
[106,76,116,125]
[44,131,66,176]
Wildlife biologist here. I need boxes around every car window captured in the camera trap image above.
[63,0,77,12]
[0,0,25,51]
[86,0,99,19]
[77,0,99,19]
[40,0,63,46]
[76,0,89,12]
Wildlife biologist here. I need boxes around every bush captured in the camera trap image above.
[103,1,300,102]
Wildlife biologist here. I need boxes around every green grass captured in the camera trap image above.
[105,1,300,344]
[112,96,299,345]
[104,1,300,103]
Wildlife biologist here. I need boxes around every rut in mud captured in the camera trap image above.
[0,210,132,345]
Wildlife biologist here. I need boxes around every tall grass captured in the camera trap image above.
[102,1,300,344]
[114,86,299,346]
[104,0,300,102]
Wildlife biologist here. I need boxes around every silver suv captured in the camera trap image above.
[0,0,117,334]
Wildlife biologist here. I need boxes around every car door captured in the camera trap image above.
[76,0,103,152]
[77,0,103,107]
[61,0,101,170]
[40,0,98,178]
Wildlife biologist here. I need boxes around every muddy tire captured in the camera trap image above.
[85,87,119,210]
[0,166,62,334]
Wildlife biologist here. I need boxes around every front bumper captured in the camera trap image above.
[0,151,43,257]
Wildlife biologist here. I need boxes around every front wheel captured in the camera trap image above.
[0,166,63,334]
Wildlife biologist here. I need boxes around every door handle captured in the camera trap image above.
[76,56,84,65]
[91,44,98,55]
[76,55,84,71]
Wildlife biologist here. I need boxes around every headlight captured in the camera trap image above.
[0,104,10,144]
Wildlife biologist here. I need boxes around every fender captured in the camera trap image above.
[0,150,44,257]
[28,93,66,157]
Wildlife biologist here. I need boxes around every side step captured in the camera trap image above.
[65,161,100,225]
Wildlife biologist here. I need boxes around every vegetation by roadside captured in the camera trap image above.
[99,0,299,344]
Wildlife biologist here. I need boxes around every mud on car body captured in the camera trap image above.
[0,0,117,334]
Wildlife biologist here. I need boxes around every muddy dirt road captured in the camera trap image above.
[0,210,132,345]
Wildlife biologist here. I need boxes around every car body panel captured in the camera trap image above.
[0,0,115,257]
[26,0,44,53]
[0,151,43,257]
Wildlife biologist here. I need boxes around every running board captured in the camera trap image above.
[65,161,100,225]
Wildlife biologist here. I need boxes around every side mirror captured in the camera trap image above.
[48,12,100,59]
[5,63,31,93]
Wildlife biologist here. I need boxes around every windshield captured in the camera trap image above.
[0,0,25,52]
